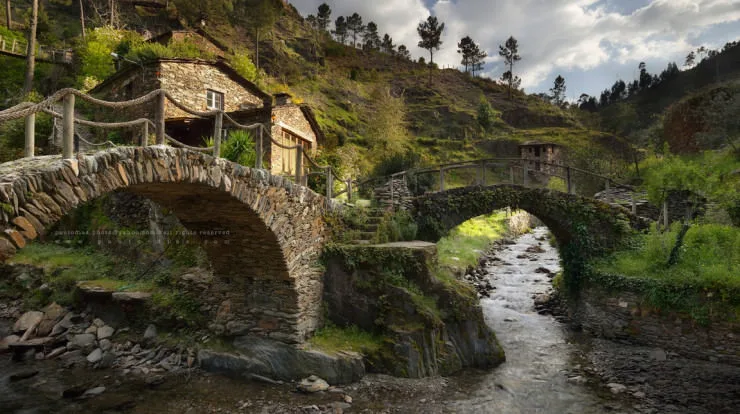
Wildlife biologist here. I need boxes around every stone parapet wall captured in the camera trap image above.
[569,284,739,366]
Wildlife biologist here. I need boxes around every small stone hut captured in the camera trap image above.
[518,141,563,175]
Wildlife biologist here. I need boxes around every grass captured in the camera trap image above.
[308,324,386,355]
[437,211,508,269]
[594,223,740,300]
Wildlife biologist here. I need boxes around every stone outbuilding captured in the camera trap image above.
[89,59,324,177]
[518,141,563,174]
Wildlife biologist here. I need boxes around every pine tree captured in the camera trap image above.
[397,44,411,60]
[346,13,364,47]
[316,3,331,31]
[550,75,566,106]
[362,21,380,51]
[498,36,521,99]
[457,36,475,73]
[417,15,445,86]
[332,16,347,44]
[381,34,395,54]
[470,45,487,77]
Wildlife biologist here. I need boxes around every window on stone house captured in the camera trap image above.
[206,89,224,110]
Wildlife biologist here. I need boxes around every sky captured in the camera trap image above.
[290,0,740,100]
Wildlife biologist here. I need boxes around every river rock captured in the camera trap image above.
[51,313,76,336]
[143,325,157,342]
[0,334,20,353]
[87,348,103,363]
[46,346,67,359]
[37,303,66,336]
[83,386,106,397]
[526,245,546,253]
[97,326,115,340]
[9,370,39,382]
[13,311,44,333]
[69,333,96,350]
[85,325,98,335]
[297,375,330,393]
[607,383,627,394]
[534,267,552,274]
[92,318,106,328]
[649,349,667,362]
[534,293,551,307]
[98,352,116,369]
[99,339,112,351]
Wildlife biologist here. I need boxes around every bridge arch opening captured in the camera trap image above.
[0,147,332,343]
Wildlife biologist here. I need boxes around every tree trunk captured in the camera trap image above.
[22,0,38,95]
[428,50,433,86]
[5,0,10,29]
[79,0,86,39]
[255,31,260,70]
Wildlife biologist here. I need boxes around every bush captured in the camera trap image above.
[375,210,418,243]
[205,130,257,167]
[228,51,259,83]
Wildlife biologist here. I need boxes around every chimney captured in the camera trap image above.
[274,93,292,106]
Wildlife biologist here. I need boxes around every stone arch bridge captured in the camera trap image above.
[0,146,334,344]
[0,148,643,343]
[413,185,645,270]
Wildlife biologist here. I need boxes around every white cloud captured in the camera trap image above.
[290,1,740,91]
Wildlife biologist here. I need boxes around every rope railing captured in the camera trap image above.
[1,87,348,200]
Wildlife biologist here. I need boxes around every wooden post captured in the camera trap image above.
[155,91,166,145]
[256,125,263,169]
[24,113,35,157]
[295,144,303,184]
[663,201,669,229]
[11,39,16,53]
[439,168,445,192]
[566,167,572,194]
[326,167,333,199]
[390,176,395,205]
[141,120,148,147]
[212,111,223,158]
[347,178,353,202]
[62,93,75,159]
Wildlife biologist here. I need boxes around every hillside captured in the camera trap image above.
[0,1,635,180]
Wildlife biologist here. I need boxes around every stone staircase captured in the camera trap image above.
[349,208,386,244]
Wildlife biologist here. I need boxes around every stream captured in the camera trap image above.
[2,227,737,413]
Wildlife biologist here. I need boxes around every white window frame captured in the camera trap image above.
[206,89,224,110]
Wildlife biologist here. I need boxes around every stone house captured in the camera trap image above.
[90,58,324,176]
[518,141,563,175]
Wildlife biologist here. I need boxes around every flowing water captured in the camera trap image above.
[443,227,628,413]
[0,227,667,413]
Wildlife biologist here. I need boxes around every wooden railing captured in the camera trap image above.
[0,88,343,200]
[0,35,73,64]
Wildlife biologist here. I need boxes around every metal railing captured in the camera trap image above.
[0,88,345,200]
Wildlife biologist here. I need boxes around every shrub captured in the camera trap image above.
[228,51,259,83]
[222,130,257,167]
[375,210,418,243]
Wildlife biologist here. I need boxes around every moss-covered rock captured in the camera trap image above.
[321,241,504,378]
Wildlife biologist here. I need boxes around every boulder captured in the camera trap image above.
[87,348,103,364]
[97,326,115,340]
[13,311,44,334]
[68,333,96,351]
[297,375,330,393]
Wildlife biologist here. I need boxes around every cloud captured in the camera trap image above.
[290,1,740,92]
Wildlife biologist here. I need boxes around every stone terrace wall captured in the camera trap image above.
[0,147,334,343]
[570,284,739,366]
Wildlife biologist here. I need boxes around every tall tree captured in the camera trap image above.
[397,44,411,60]
[457,36,475,73]
[417,15,444,86]
[550,75,566,106]
[381,33,394,54]
[470,44,487,77]
[306,14,317,29]
[240,0,283,71]
[23,0,39,94]
[5,0,11,29]
[638,62,652,90]
[316,2,331,31]
[332,16,347,44]
[498,36,521,99]
[684,50,695,68]
[362,21,380,51]
[346,12,364,47]
[79,0,86,39]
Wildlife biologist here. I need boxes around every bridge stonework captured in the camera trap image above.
[413,185,644,270]
[0,147,333,343]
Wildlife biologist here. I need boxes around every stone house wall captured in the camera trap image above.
[520,143,563,175]
[270,105,318,176]
[569,285,739,366]
[158,61,265,118]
